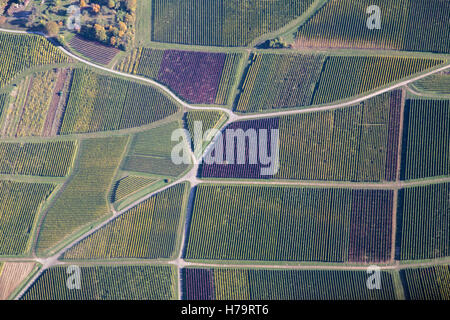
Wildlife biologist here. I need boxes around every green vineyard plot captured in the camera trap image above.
[21,265,177,300]
[36,137,128,254]
[411,73,450,95]
[185,185,394,262]
[0,33,70,88]
[111,175,159,203]
[401,265,450,300]
[276,91,402,181]
[201,91,402,181]
[311,56,443,105]
[401,99,449,180]
[152,0,315,46]
[0,141,77,177]
[0,180,55,256]
[59,69,180,134]
[397,183,449,261]
[182,268,400,300]
[236,53,443,110]
[0,0,448,302]
[63,183,189,260]
[296,0,450,54]
[184,110,228,150]
[122,122,189,177]
[0,93,9,121]
[0,69,73,138]
[236,53,325,112]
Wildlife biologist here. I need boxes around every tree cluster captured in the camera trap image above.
[77,0,136,50]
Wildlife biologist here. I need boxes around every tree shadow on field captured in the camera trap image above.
[399,99,411,181]
[180,186,197,259]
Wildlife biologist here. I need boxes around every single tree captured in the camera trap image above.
[94,24,107,42]
[92,3,100,13]
[126,0,136,12]
[45,21,60,37]
[118,21,127,32]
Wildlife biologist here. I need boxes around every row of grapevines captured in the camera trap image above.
[201,91,402,182]
[0,92,9,123]
[184,110,227,151]
[0,77,30,137]
[69,35,119,65]
[235,53,441,111]
[116,47,163,78]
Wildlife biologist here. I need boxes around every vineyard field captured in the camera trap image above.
[123,122,189,177]
[184,110,227,151]
[1,70,61,137]
[296,0,449,54]
[185,185,394,262]
[0,33,70,88]
[200,118,280,179]
[64,183,188,260]
[182,268,399,300]
[202,91,402,182]
[0,180,55,256]
[111,176,158,203]
[0,141,77,177]
[234,54,440,109]
[277,91,401,181]
[37,137,128,254]
[69,35,120,65]
[401,265,450,300]
[152,0,315,47]
[0,93,8,119]
[397,183,449,261]
[236,53,325,112]
[0,262,36,300]
[59,69,179,134]
[312,56,442,105]
[21,265,177,300]
[116,48,242,105]
[412,73,450,95]
[401,99,449,180]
